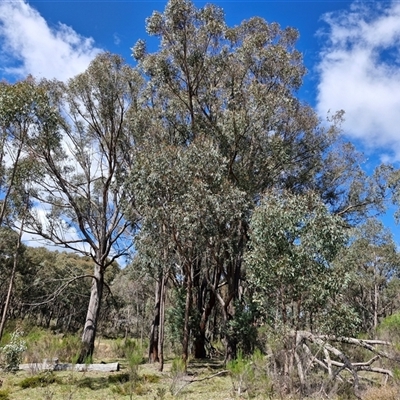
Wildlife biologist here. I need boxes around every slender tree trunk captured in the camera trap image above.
[158,272,166,372]
[78,263,104,363]
[223,310,237,363]
[194,283,216,359]
[0,206,26,341]
[0,261,18,342]
[182,264,193,369]
[374,281,379,331]
[222,228,247,362]
[149,278,161,363]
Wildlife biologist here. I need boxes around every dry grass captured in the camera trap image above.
[1,336,399,399]
[0,361,234,400]
[361,385,400,400]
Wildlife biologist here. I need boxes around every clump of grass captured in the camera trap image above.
[142,373,160,384]
[107,372,130,384]
[0,389,10,400]
[154,387,167,400]
[24,328,81,364]
[112,338,141,359]
[169,357,187,396]
[18,372,61,389]
[362,385,400,400]
[111,381,149,397]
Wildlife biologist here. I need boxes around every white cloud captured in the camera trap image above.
[316,1,400,161]
[0,0,102,81]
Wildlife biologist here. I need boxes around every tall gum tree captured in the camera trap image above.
[129,0,362,362]
[0,78,58,340]
[22,53,142,362]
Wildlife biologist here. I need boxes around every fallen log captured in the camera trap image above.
[19,360,119,372]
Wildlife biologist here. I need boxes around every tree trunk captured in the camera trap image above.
[158,272,166,372]
[0,209,25,341]
[149,278,161,363]
[0,259,17,342]
[182,264,193,369]
[194,287,216,359]
[77,264,104,363]
[374,281,378,331]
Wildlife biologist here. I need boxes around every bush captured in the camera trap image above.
[0,330,26,372]
[227,349,274,398]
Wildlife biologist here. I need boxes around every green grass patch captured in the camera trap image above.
[18,372,62,389]
[107,372,130,384]
[0,389,10,400]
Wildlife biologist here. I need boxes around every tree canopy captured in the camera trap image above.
[0,1,399,396]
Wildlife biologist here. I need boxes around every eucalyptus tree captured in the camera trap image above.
[0,227,28,340]
[245,190,351,333]
[20,53,143,361]
[244,190,356,383]
[129,0,354,362]
[0,79,37,227]
[0,78,57,340]
[338,219,400,333]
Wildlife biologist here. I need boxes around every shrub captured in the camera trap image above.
[0,330,26,372]
[227,349,274,398]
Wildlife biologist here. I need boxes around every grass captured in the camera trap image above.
[0,360,234,400]
[1,333,399,399]
[2,358,400,399]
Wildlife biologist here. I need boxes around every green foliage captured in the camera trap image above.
[246,190,348,333]
[338,219,400,334]
[170,357,186,376]
[115,339,145,399]
[166,287,186,352]
[224,302,258,356]
[319,303,361,337]
[226,350,253,396]
[226,349,273,397]
[0,330,26,372]
[379,312,400,341]
[169,356,187,396]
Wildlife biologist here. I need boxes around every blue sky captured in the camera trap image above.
[1,0,400,242]
[1,0,398,159]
